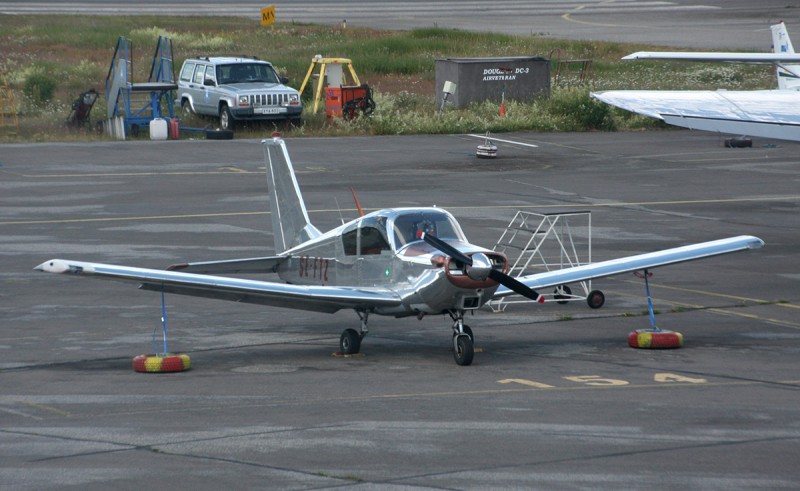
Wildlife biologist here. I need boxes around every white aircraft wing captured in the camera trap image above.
[591,90,800,141]
[622,52,800,64]
[34,259,402,314]
[493,235,764,298]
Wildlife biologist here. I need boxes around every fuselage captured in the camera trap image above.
[275,207,507,316]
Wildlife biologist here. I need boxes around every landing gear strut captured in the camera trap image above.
[449,310,474,366]
[340,311,369,355]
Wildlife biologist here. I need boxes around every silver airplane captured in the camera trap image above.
[35,137,765,365]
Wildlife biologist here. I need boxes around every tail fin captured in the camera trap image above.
[772,22,800,90]
[263,137,321,254]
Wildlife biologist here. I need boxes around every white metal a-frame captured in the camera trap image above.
[489,210,592,312]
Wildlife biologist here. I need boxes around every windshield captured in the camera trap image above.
[216,63,280,84]
[391,211,464,250]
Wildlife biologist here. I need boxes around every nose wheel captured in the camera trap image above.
[450,310,474,366]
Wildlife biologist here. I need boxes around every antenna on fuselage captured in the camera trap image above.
[351,187,365,217]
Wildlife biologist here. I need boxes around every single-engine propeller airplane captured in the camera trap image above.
[36,137,764,365]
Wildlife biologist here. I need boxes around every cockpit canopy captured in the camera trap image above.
[390,210,464,251]
[340,209,466,256]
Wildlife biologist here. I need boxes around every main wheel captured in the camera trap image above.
[587,289,605,309]
[340,328,361,355]
[219,104,234,131]
[453,335,474,366]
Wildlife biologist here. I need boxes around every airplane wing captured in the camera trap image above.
[167,255,287,274]
[34,259,402,314]
[493,235,764,298]
[591,90,800,142]
[622,52,800,64]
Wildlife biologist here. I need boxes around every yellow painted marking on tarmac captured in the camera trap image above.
[71,379,800,419]
[610,279,800,327]
[17,170,264,178]
[562,1,629,28]
[17,400,72,417]
[498,378,555,388]
[0,211,269,226]
[4,196,800,227]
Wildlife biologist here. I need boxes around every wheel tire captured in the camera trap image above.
[453,335,474,366]
[587,289,605,309]
[181,99,194,118]
[340,328,361,355]
[554,284,572,304]
[219,104,234,131]
[206,129,234,140]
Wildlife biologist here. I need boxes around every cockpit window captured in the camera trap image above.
[341,215,391,256]
[391,211,463,249]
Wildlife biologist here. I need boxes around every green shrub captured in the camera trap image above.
[545,89,616,131]
[23,73,57,103]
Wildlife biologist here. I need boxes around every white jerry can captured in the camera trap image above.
[149,118,168,140]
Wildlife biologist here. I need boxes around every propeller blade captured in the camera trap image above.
[422,232,542,302]
[421,233,472,266]
[488,269,545,303]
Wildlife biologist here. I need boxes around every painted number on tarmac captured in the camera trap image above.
[498,373,708,389]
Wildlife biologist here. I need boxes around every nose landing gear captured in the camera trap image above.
[450,310,474,366]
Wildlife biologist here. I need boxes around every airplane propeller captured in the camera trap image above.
[421,233,544,303]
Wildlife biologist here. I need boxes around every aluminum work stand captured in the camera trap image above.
[104,36,177,139]
[489,210,598,312]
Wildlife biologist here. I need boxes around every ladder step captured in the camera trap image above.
[496,242,523,250]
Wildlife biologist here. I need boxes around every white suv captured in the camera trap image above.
[178,56,302,131]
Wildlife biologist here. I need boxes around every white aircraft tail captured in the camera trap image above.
[772,22,800,90]
[263,137,321,254]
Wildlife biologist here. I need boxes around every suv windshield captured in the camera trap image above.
[216,63,279,85]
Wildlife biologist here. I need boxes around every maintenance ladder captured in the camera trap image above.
[489,210,592,312]
[104,36,177,138]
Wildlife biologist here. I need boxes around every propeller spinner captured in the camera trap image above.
[421,233,544,303]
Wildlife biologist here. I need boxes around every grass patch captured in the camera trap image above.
[0,15,776,142]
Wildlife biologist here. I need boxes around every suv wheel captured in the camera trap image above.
[219,105,234,131]
[181,99,194,117]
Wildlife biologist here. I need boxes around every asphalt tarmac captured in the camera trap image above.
[2,130,799,489]
[1,0,798,49]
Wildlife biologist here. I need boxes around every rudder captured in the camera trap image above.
[772,22,800,90]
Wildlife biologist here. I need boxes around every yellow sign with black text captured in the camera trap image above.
[261,5,276,27]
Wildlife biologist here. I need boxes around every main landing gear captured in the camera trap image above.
[339,311,369,355]
[339,309,475,366]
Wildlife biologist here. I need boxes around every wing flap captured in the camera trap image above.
[167,255,287,274]
[35,259,401,314]
[493,236,764,299]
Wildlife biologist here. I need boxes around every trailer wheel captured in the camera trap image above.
[587,290,605,309]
